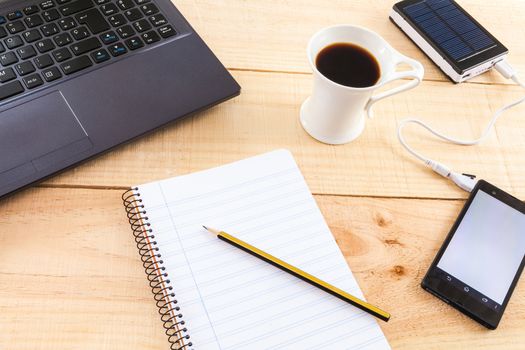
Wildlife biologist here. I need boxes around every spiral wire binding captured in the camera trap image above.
[123,188,193,350]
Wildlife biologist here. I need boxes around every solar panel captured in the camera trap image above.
[404,0,495,61]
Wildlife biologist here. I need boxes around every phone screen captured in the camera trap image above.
[437,190,525,305]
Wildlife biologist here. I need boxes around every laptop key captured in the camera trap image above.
[60,55,92,75]
[36,38,55,53]
[100,3,118,16]
[42,66,62,82]
[5,36,24,49]
[24,14,44,28]
[0,67,16,83]
[40,1,56,10]
[23,73,44,89]
[91,48,110,63]
[34,54,54,68]
[117,0,135,10]
[141,30,160,44]
[0,42,4,53]
[134,0,150,4]
[0,81,24,101]
[15,61,36,76]
[60,0,93,16]
[42,9,60,22]
[71,26,90,40]
[75,8,110,34]
[158,25,175,38]
[24,6,40,15]
[58,17,77,30]
[41,23,60,36]
[124,8,143,22]
[70,37,101,55]
[108,42,127,57]
[0,52,18,65]
[7,11,23,21]
[0,27,6,38]
[116,25,134,39]
[100,31,118,44]
[53,32,73,46]
[52,47,72,61]
[133,19,151,33]
[22,29,43,43]
[7,21,26,34]
[149,14,166,27]
[108,14,126,27]
[17,45,37,59]
[125,36,143,50]
[140,3,158,16]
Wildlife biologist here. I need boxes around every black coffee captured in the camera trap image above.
[315,43,380,88]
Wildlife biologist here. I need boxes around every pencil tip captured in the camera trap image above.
[203,226,220,235]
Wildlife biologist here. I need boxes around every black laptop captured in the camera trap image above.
[0,0,240,198]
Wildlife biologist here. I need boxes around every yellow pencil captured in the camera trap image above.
[203,226,390,322]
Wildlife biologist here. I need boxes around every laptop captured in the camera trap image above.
[0,0,240,198]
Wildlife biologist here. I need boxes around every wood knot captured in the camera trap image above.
[332,227,368,256]
[374,212,392,227]
[392,265,405,276]
[384,238,403,247]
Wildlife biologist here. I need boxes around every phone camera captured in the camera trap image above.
[492,191,497,195]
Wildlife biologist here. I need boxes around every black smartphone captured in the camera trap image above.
[422,180,525,329]
[390,0,508,83]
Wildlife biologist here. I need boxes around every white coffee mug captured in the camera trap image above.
[300,25,424,145]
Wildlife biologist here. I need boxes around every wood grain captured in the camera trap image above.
[174,0,525,85]
[1,188,523,349]
[43,70,525,199]
[0,188,166,350]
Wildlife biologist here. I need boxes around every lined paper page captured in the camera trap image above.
[136,150,390,350]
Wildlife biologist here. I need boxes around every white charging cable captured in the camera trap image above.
[397,60,525,192]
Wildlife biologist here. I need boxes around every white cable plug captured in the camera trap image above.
[397,60,525,192]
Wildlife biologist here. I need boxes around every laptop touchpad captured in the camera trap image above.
[0,91,92,176]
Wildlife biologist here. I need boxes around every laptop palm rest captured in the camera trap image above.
[0,91,92,186]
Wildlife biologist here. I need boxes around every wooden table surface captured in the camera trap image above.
[1,1,525,349]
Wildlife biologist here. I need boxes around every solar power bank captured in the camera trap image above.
[390,0,508,83]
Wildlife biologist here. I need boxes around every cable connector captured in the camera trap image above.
[449,172,478,192]
[426,160,477,192]
[427,160,451,178]
[494,60,517,79]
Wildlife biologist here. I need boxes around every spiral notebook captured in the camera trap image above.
[122,150,390,350]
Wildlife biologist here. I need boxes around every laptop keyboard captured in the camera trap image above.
[0,0,176,102]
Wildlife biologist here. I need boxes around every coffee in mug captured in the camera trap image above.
[315,43,381,88]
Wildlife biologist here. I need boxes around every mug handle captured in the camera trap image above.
[365,54,424,119]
